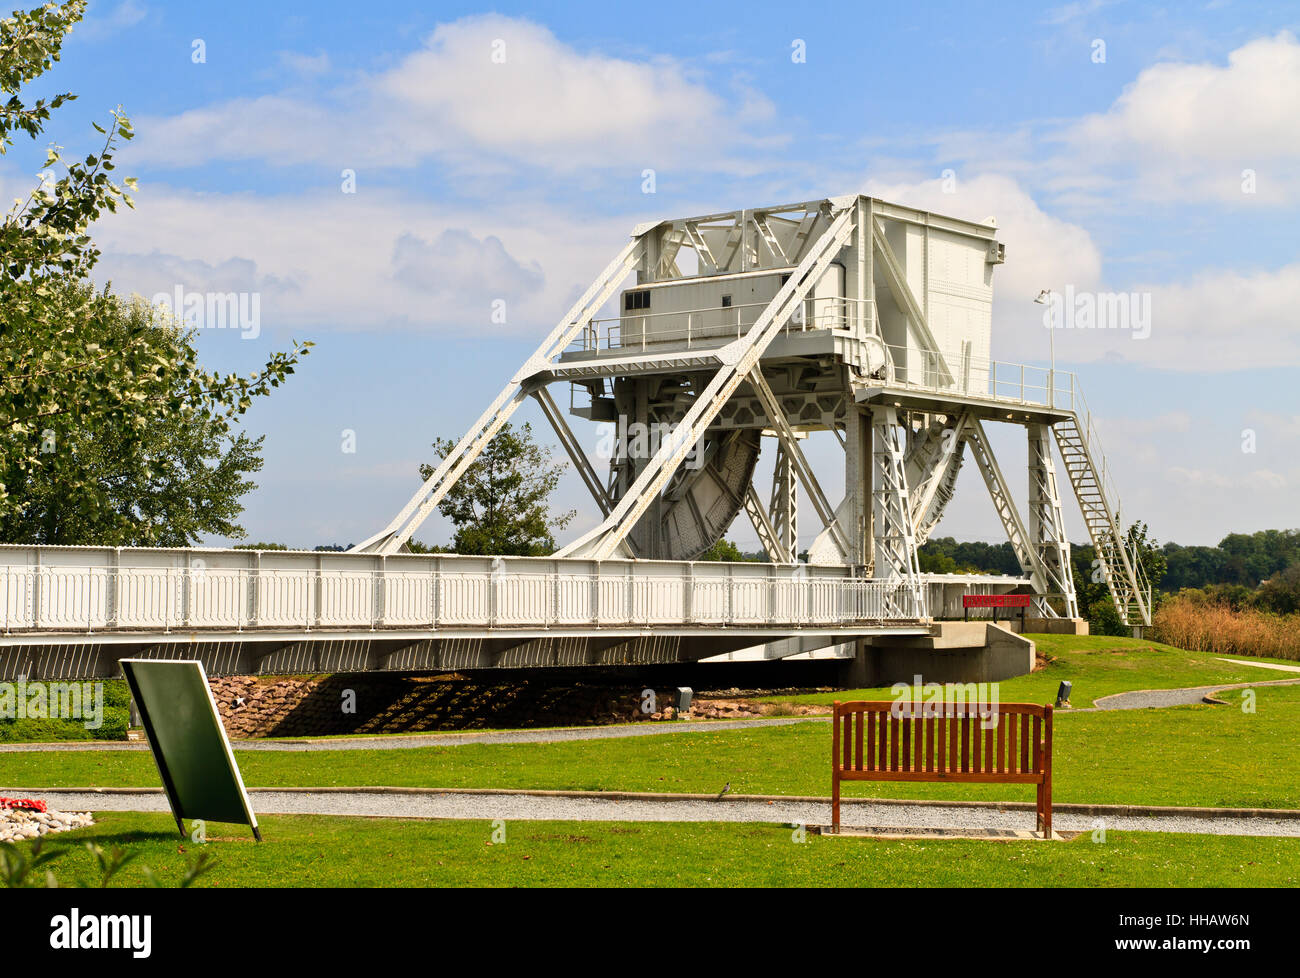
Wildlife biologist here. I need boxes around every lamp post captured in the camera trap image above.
[1034,289,1055,407]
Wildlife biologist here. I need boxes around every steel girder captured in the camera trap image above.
[964,421,1076,618]
[868,405,927,616]
[747,367,850,558]
[351,234,648,555]
[533,386,611,518]
[743,486,784,562]
[769,441,798,562]
[1027,423,1080,619]
[966,420,1053,615]
[906,412,972,544]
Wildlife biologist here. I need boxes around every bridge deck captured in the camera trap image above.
[0,549,1040,678]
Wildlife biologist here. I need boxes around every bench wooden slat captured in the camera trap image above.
[996,712,1006,773]
[866,705,876,771]
[1033,716,1042,773]
[1006,712,1015,772]
[961,715,971,773]
[925,716,935,774]
[839,770,1045,784]
[950,712,959,774]
[855,708,864,771]
[1020,714,1030,772]
[941,712,951,775]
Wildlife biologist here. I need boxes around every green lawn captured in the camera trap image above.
[6,684,1299,809]
[0,678,131,742]
[10,812,1300,887]
[759,634,1300,709]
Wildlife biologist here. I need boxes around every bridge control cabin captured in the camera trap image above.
[561,195,1006,431]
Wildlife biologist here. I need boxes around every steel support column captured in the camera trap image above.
[1027,423,1079,619]
[868,405,926,617]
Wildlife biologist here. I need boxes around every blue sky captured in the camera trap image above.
[6,0,1298,550]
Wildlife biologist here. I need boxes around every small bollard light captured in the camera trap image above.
[1055,681,1072,708]
[675,687,693,716]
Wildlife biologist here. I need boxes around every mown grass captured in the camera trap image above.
[758,634,1300,709]
[13,812,1300,887]
[6,685,1300,810]
[0,679,131,742]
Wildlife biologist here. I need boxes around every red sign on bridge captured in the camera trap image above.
[962,593,1032,609]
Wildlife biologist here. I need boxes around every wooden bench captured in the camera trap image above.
[831,700,1053,836]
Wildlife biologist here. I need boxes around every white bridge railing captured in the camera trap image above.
[0,556,925,635]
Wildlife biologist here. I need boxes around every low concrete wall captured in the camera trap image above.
[837,622,1036,688]
[1024,617,1090,635]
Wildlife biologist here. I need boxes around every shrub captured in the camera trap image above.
[1087,598,1127,637]
[1153,594,1300,661]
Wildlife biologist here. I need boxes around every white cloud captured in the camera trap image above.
[128,95,339,168]
[129,14,773,173]
[1041,0,1119,27]
[1167,466,1289,490]
[1126,261,1300,370]
[279,51,331,76]
[859,170,1300,371]
[77,0,146,40]
[860,173,1104,360]
[863,173,1104,306]
[1243,411,1300,441]
[391,229,544,301]
[1061,32,1300,202]
[89,182,636,336]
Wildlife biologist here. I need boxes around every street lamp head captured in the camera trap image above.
[1034,289,1052,305]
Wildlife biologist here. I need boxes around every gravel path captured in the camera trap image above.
[1093,677,1300,711]
[14,788,1300,838]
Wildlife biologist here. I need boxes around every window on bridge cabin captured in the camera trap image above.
[625,290,650,311]
[721,294,732,308]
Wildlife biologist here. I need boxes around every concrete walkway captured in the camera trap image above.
[1215,657,1300,673]
[13,787,1300,839]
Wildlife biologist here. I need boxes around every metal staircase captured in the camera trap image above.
[1052,406,1152,628]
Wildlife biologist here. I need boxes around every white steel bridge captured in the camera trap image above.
[2,194,1152,680]
[0,545,940,679]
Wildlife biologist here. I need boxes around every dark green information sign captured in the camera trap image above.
[120,659,261,841]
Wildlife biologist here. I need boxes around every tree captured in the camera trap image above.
[420,422,574,555]
[1126,520,1166,602]
[1086,597,1126,637]
[1256,564,1300,616]
[698,539,762,562]
[0,287,293,546]
[1,2,308,520]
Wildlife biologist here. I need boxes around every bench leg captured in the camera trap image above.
[832,776,840,834]
[1036,783,1044,836]
[1043,778,1052,838]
